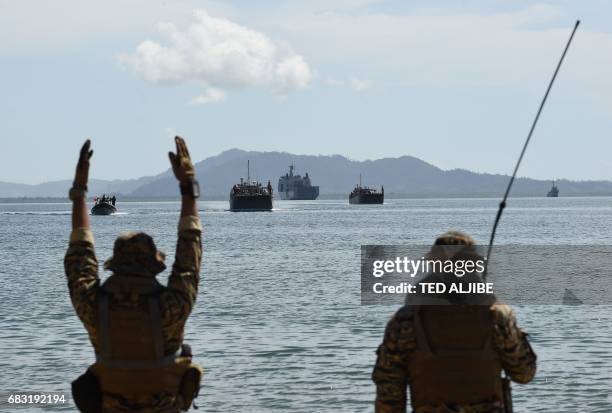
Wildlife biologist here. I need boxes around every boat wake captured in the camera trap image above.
[90,211,128,216]
[0,211,72,216]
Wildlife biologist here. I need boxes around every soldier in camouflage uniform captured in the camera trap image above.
[65,137,203,412]
[372,231,537,413]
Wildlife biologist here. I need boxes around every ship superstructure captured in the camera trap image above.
[277,164,319,200]
[547,180,559,197]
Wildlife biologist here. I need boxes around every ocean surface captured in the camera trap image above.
[0,197,611,412]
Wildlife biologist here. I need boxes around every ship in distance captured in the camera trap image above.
[91,194,117,215]
[547,180,559,197]
[229,160,273,211]
[277,164,319,200]
[349,175,384,204]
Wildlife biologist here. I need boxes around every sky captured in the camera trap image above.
[0,0,611,184]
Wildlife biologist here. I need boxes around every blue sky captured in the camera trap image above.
[0,0,610,184]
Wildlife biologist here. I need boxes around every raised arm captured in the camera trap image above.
[169,135,199,221]
[71,139,93,230]
[160,137,202,349]
[65,139,99,333]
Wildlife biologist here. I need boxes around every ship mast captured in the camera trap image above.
[359,173,362,187]
[247,160,250,183]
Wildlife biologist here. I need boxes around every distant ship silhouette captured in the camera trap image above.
[562,288,582,305]
[349,174,384,204]
[547,180,559,197]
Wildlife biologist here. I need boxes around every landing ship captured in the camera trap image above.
[229,161,273,211]
[349,175,383,204]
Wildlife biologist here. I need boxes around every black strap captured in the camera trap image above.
[95,352,180,369]
[97,294,112,361]
[148,296,164,360]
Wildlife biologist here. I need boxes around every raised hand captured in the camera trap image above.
[74,139,93,189]
[168,136,195,183]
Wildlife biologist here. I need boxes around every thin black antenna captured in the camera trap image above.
[486,20,580,273]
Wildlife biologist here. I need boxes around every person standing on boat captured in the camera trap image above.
[66,137,203,412]
[372,231,537,413]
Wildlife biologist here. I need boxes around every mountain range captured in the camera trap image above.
[2,149,612,198]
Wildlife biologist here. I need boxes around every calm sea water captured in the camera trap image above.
[0,198,611,412]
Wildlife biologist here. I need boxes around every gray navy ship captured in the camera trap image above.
[277,164,319,200]
[547,180,559,197]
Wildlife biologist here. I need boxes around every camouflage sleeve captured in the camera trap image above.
[490,304,537,384]
[64,228,100,331]
[372,307,416,413]
[160,215,202,340]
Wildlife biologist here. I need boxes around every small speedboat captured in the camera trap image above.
[91,196,117,215]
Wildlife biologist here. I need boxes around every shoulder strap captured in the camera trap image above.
[413,306,432,356]
[98,293,112,360]
[148,296,164,360]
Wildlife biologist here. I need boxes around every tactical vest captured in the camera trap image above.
[407,305,503,408]
[88,275,199,408]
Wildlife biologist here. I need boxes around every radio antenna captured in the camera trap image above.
[485,20,580,276]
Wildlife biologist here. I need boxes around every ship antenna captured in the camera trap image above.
[485,20,579,279]
[360,173,362,187]
[247,160,250,183]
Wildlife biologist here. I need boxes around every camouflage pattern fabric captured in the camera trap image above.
[64,215,202,412]
[103,231,167,277]
[372,304,537,413]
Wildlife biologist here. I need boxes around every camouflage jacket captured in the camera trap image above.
[64,215,202,412]
[372,304,537,413]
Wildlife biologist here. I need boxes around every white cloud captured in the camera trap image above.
[323,76,345,87]
[0,0,234,53]
[322,75,371,92]
[118,9,312,101]
[349,76,371,92]
[260,4,612,99]
[190,87,226,104]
